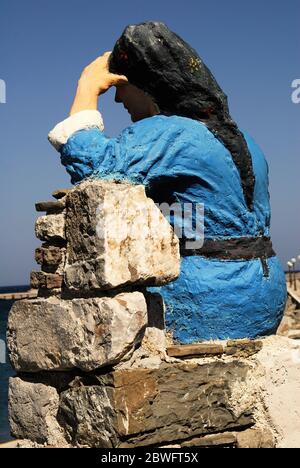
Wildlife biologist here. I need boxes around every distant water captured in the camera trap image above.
[0,285,29,443]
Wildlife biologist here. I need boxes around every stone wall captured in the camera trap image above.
[277,295,300,340]
[6,180,300,448]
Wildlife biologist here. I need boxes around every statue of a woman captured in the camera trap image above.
[49,22,287,343]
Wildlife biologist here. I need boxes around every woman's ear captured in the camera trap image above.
[151,101,160,116]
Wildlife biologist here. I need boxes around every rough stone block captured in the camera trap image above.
[8,377,66,446]
[141,292,166,354]
[236,427,275,449]
[35,200,65,214]
[64,180,180,292]
[167,339,263,359]
[167,343,225,358]
[35,248,46,265]
[35,246,66,274]
[30,271,63,290]
[162,428,274,448]
[225,339,263,358]
[58,360,254,447]
[35,213,66,242]
[7,292,148,372]
[52,188,71,200]
[180,432,237,447]
[253,336,300,448]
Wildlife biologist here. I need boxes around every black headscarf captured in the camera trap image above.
[109,21,255,210]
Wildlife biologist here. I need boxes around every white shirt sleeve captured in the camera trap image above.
[48,110,104,151]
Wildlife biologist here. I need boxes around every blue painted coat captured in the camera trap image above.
[59,115,287,342]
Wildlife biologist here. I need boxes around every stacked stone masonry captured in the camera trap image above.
[278,295,300,340]
[7,181,300,448]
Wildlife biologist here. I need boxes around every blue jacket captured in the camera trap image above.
[54,113,287,342]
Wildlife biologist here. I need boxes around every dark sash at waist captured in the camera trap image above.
[180,236,276,262]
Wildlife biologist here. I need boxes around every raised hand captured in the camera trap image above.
[70,52,128,115]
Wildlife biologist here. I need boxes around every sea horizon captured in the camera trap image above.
[0,296,15,443]
[0,285,30,293]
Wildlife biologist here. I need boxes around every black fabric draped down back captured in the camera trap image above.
[109,21,255,211]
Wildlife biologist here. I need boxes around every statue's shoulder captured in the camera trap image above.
[240,129,267,163]
[125,114,210,137]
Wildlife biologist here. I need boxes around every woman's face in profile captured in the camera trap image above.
[114,83,159,122]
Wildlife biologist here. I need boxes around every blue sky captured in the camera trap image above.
[0,0,299,286]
